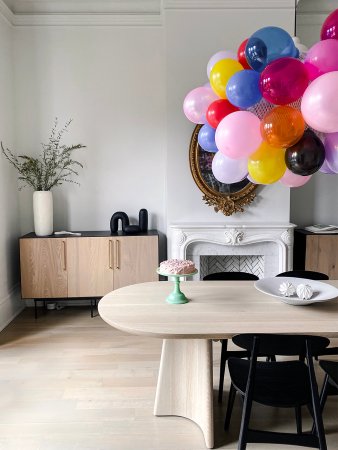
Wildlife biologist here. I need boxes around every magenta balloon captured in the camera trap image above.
[183,86,219,124]
[215,111,262,159]
[324,132,338,173]
[260,57,309,105]
[211,151,248,184]
[321,8,338,40]
[301,71,338,133]
[207,50,237,79]
[304,40,338,80]
[279,168,311,187]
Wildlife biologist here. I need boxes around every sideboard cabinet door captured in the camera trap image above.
[305,235,338,279]
[113,235,158,289]
[67,237,115,298]
[20,238,67,298]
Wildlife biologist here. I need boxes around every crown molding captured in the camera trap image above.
[163,0,295,9]
[12,14,162,26]
[5,0,161,14]
[296,0,337,14]
[0,0,14,25]
[0,0,162,26]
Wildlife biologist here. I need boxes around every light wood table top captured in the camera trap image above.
[98,280,338,339]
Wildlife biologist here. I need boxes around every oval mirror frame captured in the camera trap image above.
[189,125,258,216]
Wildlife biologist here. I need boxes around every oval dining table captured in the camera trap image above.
[98,280,338,449]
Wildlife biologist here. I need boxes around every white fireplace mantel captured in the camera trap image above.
[170,223,296,279]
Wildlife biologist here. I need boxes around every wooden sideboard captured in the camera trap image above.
[293,229,338,279]
[19,231,159,309]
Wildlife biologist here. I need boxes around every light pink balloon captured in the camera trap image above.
[183,86,219,124]
[207,50,237,79]
[304,40,338,80]
[211,151,248,184]
[301,71,338,133]
[215,111,262,159]
[279,168,311,187]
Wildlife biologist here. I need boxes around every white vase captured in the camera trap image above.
[33,191,53,236]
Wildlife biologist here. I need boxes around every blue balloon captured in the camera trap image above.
[198,124,218,152]
[245,26,298,72]
[226,70,262,108]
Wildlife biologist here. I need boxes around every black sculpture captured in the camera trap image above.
[110,212,129,233]
[110,209,148,234]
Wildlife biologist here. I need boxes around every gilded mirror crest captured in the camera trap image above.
[189,125,258,216]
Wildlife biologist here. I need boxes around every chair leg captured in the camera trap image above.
[295,406,302,434]
[224,382,236,430]
[218,339,228,403]
[311,374,330,435]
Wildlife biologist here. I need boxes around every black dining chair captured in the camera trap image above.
[311,360,338,434]
[276,270,329,280]
[224,333,330,450]
[203,271,259,403]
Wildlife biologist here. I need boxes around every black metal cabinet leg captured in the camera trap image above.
[295,406,302,434]
[90,299,94,318]
[34,299,38,319]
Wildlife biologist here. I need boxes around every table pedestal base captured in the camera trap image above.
[154,339,214,448]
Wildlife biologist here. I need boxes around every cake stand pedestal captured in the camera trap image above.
[156,269,198,304]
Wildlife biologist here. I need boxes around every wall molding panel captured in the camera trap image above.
[0,284,24,332]
[164,0,295,10]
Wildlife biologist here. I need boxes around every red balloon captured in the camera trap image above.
[237,39,251,69]
[321,8,338,40]
[206,99,239,129]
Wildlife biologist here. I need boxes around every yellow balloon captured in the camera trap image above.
[248,141,286,184]
[210,59,244,99]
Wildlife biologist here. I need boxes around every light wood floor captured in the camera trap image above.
[0,306,337,450]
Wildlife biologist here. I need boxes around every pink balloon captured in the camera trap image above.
[324,132,338,173]
[321,8,338,40]
[260,57,309,105]
[215,111,262,159]
[211,151,248,184]
[207,50,237,79]
[279,168,311,187]
[183,86,218,124]
[304,40,338,80]
[301,71,338,133]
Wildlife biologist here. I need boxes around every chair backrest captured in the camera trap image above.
[232,333,330,357]
[276,270,329,280]
[203,271,259,281]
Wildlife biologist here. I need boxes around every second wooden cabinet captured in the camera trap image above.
[20,232,159,299]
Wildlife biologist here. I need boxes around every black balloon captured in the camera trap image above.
[285,129,325,176]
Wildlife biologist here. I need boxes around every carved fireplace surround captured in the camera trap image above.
[170,223,296,279]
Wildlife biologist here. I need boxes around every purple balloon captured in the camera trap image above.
[183,86,218,124]
[324,132,338,173]
[319,159,336,174]
[304,40,338,80]
[198,124,218,152]
[211,151,248,184]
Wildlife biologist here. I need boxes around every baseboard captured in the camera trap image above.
[0,284,25,332]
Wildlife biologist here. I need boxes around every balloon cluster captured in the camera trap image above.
[183,9,338,187]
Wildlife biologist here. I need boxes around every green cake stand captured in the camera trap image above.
[156,268,198,304]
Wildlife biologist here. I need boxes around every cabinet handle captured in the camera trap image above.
[115,240,120,270]
[109,240,113,269]
[62,240,67,270]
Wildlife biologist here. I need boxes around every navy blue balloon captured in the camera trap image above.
[245,26,298,72]
[226,70,262,108]
[198,124,218,152]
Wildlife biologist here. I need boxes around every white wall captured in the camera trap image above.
[0,13,23,331]
[14,26,166,237]
[165,2,295,228]
[292,0,338,226]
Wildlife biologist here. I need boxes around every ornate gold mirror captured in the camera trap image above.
[189,125,258,216]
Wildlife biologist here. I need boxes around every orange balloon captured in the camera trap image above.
[260,106,305,148]
[248,141,286,184]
